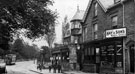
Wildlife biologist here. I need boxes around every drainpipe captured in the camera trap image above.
[121,1,126,74]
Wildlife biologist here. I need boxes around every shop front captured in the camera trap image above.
[99,38,123,73]
[82,28,128,73]
[82,37,123,73]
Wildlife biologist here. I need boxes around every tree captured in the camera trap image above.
[0,0,57,41]
[44,32,55,48]
[12,38,24,52]
[12,38,39,59]
[37,46,51,65]
[0,48,4,56]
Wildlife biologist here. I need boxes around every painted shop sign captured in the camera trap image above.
[106,28,126,38]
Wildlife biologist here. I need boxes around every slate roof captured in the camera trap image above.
[99,0,114,9]
[71,10,85,22]
[82,0,126,22]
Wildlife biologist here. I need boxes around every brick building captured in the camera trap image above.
[81,0,135,73]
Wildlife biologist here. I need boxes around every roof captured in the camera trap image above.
[71,10,85,22]
[99,0,114,9]
[82,0,127,22]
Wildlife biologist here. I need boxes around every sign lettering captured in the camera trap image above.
[106,28,126,38]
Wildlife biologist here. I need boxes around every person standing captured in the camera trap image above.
[58,64,61,73]
[53,64,56,73]
[49,65,52,73]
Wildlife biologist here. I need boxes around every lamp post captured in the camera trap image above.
[50,57,53,65]
[76,44,80,70]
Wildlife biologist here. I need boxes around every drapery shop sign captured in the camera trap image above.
[106,28,126,38]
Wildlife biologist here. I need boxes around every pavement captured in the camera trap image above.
[28,63,98,74]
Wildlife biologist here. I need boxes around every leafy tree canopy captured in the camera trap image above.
[0,0,57,40]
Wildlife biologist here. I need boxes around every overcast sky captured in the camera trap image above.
[23,0,89,48]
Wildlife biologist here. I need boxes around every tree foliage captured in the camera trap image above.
[12,38,38,59]
[37,46,51,63]
[12,38,24,52]
[0,0,57,40]
[44,32,55,48]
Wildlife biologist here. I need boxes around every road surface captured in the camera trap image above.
[6,60,38,74]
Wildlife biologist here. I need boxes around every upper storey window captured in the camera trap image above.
[94,3,98,16]
[93,24,98,39]
[71,21,80,29]
[112,16,118,29]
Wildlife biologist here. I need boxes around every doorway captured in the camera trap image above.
[129,44,135,73]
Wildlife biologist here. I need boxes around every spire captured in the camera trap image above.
[77,4,79,11]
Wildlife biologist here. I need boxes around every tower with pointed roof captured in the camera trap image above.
[68,5,85,70]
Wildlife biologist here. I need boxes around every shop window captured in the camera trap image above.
[84,48,88,56]
[100,45,115,67]
[84,47,95,64]
[112,16,118,29]
[116,45,123,68]
[96,48,100,55]
[96,48,100,63]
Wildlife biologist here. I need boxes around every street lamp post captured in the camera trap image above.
[50,57,53,65]
[76,44,80,70]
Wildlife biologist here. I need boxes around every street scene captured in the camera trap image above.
[0,0,135,74]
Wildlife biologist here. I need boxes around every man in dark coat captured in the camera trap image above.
[58,64,61,73]
[49,65,52,73]
[53,64,56,73]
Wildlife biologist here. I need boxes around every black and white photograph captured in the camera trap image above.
[0,0,134,74]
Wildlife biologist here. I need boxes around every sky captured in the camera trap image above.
[23,0,90,48]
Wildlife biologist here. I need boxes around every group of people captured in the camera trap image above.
[49,64,62,73]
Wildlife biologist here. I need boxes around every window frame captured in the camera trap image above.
[93,23,98,39]
[94,3,98,16]
[111,15,118,29]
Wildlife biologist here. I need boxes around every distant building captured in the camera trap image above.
[62,16,71,45]
[51,6,85,71]
[81,0,135,73]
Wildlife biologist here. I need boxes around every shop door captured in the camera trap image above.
[130,45,135,73]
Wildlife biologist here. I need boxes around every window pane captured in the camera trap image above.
[95,3,98,16]
[112,16,118,27]
[94,24,98,31]
[85,27,87,39]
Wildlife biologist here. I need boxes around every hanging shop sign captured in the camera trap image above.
[106,28,126,38]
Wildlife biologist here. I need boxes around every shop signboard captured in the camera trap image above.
[106,28,126,38]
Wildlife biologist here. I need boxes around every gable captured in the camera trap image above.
[82,0,108,22]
